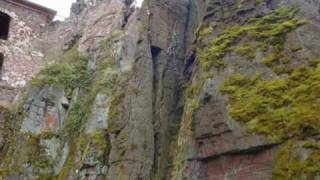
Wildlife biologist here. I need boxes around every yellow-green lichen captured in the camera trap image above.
[92,129,109,154]
[5,133,53,176]
[197,7,307,71]
[273,141,320,179]
[196,24,213,42]
[233,44,257,59]
[172,6,308,179]
[221,64,320,142]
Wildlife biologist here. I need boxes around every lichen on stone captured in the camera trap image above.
[273,140,320,179]
[197,7,307,71]
[173,5,311,179]
[221,63,320,142]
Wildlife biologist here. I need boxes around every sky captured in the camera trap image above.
[29,0,76,20]
[29,0,144,20]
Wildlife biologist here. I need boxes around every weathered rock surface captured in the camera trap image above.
[1,0,320,179]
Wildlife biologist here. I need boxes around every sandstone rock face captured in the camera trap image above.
[1,0,320,179]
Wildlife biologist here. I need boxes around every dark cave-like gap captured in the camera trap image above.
[0,12,11,40]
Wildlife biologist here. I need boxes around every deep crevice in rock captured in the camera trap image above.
[183,0,192,51]
[0,53,3,80]
[200,143,280,162]
[184,50,196,79]
[150,45,162,176]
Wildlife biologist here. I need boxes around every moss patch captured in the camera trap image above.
[197,7,307,71]
[31,45,90,96]
[173,6,311,179]
[221,63,320,178]
[233,44,256,59]
[221,64,320,142]
[273,141,320,179]
[65,97,88,138]
[92,129,110,154]
[4,133,53,177]
[55,35,124,179]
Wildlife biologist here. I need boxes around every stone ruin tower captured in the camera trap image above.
[0,0,56,105]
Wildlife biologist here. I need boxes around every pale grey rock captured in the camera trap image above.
[86,93,109,134]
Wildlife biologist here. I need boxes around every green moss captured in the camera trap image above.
[309,58,320,67]
[31,45,89,94]
[291,46,303,52]
[303,141,320,150]
[197,7,307,71]
[40,131,62,140]
[3,133,53,176]
[55,130,107,179]
[273,141,320,179]
[261,53,280,66]
[0,168,9,178]
[234,45,256,59]
[65,98,87,137]
[196,24,213,41]
[56,143,76,180]
[108,91,125,119]
[219,59,320,178]
[172,5,309,180]
[0,106,18,153]
[117,129,128,156]
[197,24,252,70]
[0,103,28,178]
[91,129,109,153]
[56,135,91,180]
[255,18,305,38]
[110,91,125,107]
[221,63,320,142]
[185,80,204,99]
[261,52,294,74]
[2,29,123,180]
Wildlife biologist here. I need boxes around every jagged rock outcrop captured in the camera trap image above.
[1,0,320,179]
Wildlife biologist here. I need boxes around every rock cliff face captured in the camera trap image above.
[1,0,320,179]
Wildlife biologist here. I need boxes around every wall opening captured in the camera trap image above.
[0,12,10,40]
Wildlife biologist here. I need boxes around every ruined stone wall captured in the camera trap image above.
[0,1,52,103]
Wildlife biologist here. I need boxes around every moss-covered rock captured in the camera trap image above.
[273,140,320,179]
[221,63,320,142]
[197,7,306,71]
[31,45,90,97]
[174,4,314,179]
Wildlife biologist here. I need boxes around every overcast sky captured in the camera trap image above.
[29,0,76,20]
[29,0,144,20]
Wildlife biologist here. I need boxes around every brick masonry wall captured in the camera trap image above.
[0,1,52,103]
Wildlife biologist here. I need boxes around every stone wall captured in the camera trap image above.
[0,1,53,103]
